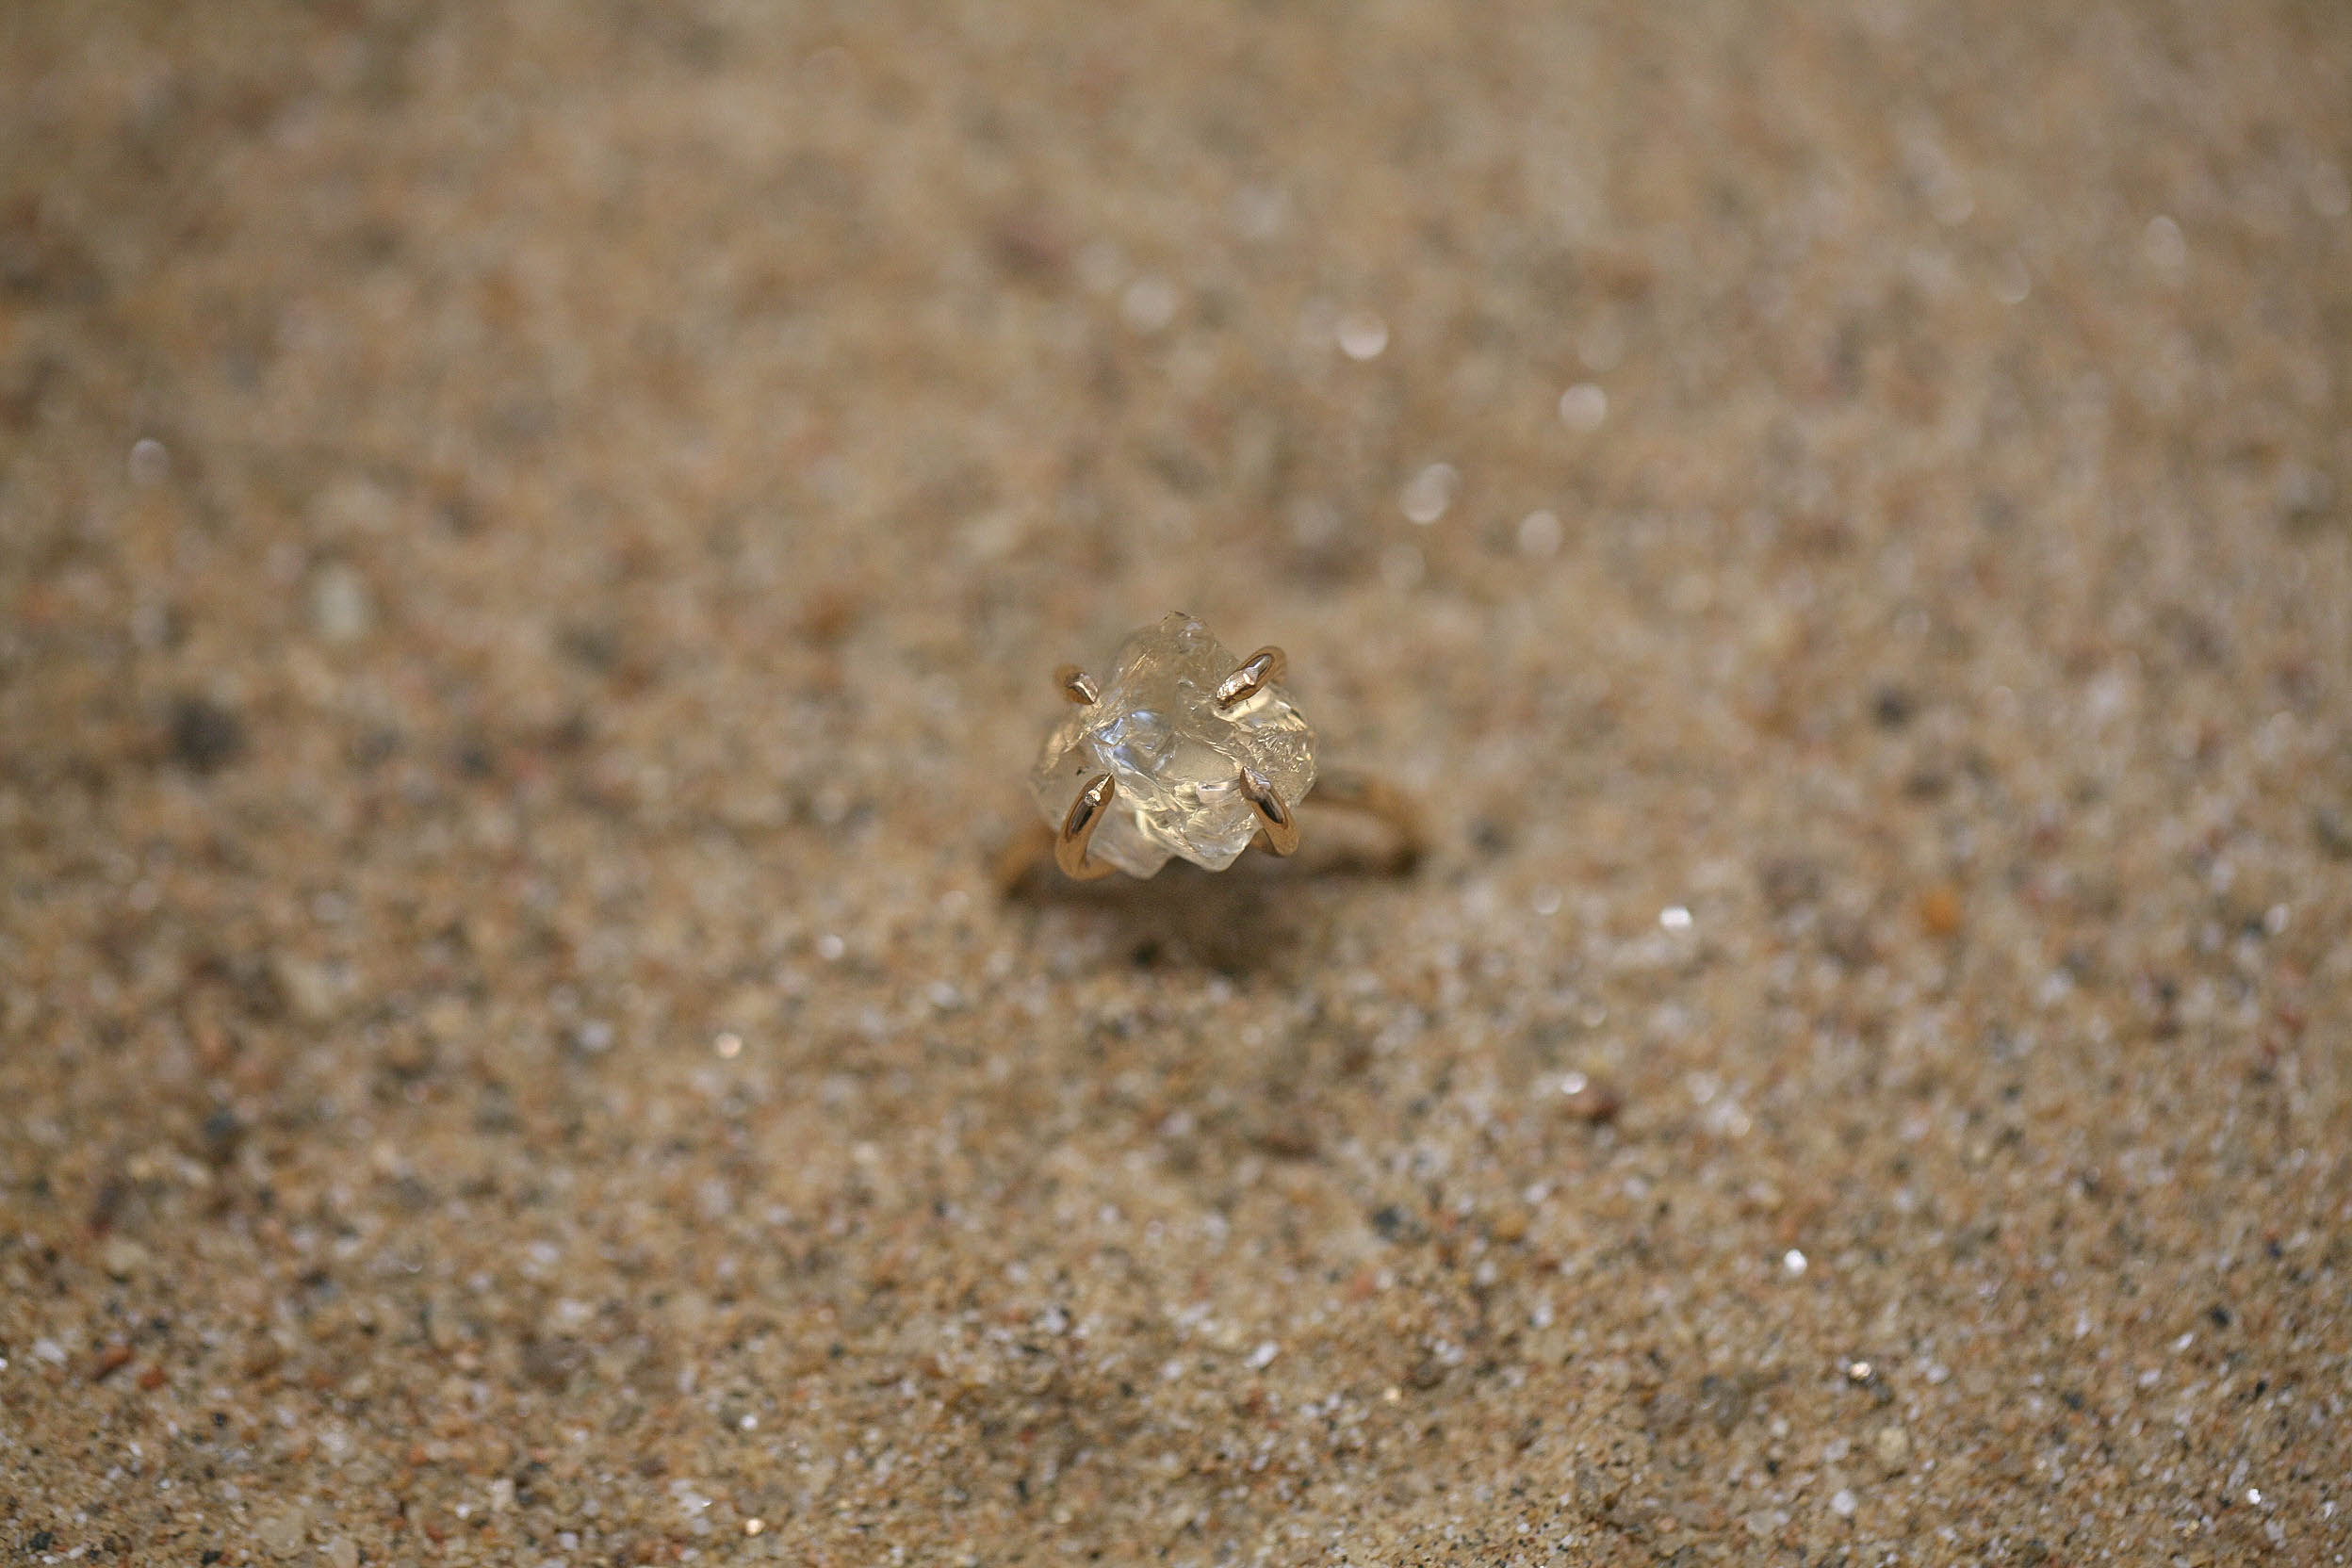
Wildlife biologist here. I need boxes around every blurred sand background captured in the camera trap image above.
[4,1,2350,1562]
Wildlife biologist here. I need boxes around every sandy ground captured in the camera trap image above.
[4,1,2350,1562]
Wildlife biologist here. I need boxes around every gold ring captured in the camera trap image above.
[1006,612,1424,883]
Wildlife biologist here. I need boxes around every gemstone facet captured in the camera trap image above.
[1031,613,1318,877]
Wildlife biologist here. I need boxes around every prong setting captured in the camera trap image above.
[1238,767,1300,857]
[1055,664,1101,705]
[1054,775,1119,879]
[1029,615,1318,877]
[1215,646,1287,710]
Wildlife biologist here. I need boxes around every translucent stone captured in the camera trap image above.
[1032,613,1317,876]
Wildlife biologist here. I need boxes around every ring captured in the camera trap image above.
[1009,612,1424,882]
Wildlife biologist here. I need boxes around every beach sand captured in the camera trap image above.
[3,2,2348,1561]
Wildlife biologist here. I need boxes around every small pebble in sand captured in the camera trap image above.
[1559,1071,1623,1123]
[168,694,247,774]
[1121,275,1179,334]
[129,436,171,486]
[1400,462,1460,525]
[1335,310,1389,360]
[258,1506,308,1554]
[310,562,373,643]
[1558,383,1608,433]
[1919,884,1963,938]
[1872,1423,1913,1474]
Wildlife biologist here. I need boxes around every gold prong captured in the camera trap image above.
[1239,768,1300,857]
[1054,775,1120,879]
[1215,646,1286,710]
[1055,664,1100,705]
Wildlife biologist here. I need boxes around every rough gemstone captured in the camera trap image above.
[1032,613,1318,876]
